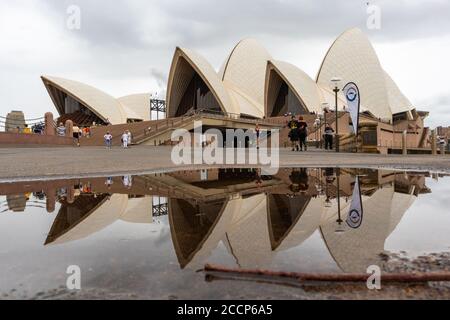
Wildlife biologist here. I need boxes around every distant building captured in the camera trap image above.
[5,111,25,132]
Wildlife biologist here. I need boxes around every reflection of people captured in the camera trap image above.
[105,177,113,189]
[289,168,309,194]
[255,168,262,188]
[324,168,336,183]
[122,175,133,188]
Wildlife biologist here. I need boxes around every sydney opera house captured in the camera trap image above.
[41,28,429,151]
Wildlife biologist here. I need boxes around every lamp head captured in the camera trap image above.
[330,77,343,91]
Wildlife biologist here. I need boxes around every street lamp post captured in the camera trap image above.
[314,117,321,149]
[331,78,342,153]
[322,103,330,150]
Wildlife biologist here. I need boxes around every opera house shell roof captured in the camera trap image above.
[41,76,151,125]
[317,28,414,120]
[43,28,416,124]
[167,28,415,121]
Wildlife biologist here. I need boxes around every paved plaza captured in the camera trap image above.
[1,146,450,181]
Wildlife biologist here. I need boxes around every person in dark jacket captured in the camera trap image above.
[297,116,308,151]
[287,116,299,151]
[324,123,335,150]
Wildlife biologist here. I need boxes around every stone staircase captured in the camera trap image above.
[79,119,168,147]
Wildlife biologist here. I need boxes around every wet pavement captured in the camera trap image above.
[2,147,450,182]
[1,167,450,300]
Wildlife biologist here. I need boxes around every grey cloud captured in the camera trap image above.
[2,0,449,123]
[418,95,450,128]
[44,0,149,48]
[149,68,168,95]
[44,0,450,53]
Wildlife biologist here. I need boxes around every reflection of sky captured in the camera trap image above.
[385,177,450,255]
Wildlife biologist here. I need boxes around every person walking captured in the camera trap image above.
[73,126,81,147]
[121,131,129,149]
[104,131,113,149]
[324,123,335,150]
[287,116,299,151]
[127,130,132,147]
[297,116,308,152]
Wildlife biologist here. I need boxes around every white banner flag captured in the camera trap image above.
[347,176,363,229]
[343,82,361,136]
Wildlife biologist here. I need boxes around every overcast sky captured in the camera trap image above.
[1,0,449,127]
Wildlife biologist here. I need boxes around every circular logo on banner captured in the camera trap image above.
[347,209,363,229]
[346,88,358,102]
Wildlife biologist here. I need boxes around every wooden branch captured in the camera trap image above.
[204,264,450,283]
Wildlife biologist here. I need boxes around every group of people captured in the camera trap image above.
[56,123,92,147]
[73,126,92,146]
[287,116,309,152]
[103,130,133,149]
[104,175,133,189]
[286,116,336,151]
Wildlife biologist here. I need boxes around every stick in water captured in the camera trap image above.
[204,264,450,283]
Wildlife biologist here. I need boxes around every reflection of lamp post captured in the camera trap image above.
[335,168,345,233]
[330,78,342,153]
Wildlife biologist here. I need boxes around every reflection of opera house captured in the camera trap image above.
[41,28,429,151]
[27,168,431,273]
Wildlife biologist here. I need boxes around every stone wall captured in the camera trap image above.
[0,132,74,147]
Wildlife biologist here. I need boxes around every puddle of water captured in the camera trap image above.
[0,168,449,299]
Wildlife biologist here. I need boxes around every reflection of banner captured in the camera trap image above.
[347,177,363,229]
[343,82,361,136]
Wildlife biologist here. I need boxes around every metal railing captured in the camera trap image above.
[0,115,47,134]
[133,109,284,145]
[134,113,202,144]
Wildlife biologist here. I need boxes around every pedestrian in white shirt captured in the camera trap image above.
[127,130,132,147]
[121,131,129,148]
[104,132,113,149]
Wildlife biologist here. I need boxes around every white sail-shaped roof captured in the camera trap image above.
[317,28,414,120]
[220,39,272,118]
[42,76,128,125]
[166,47,239,118]
[384,71,414,115]
[118,93,151,121]
[266,60,325,115]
